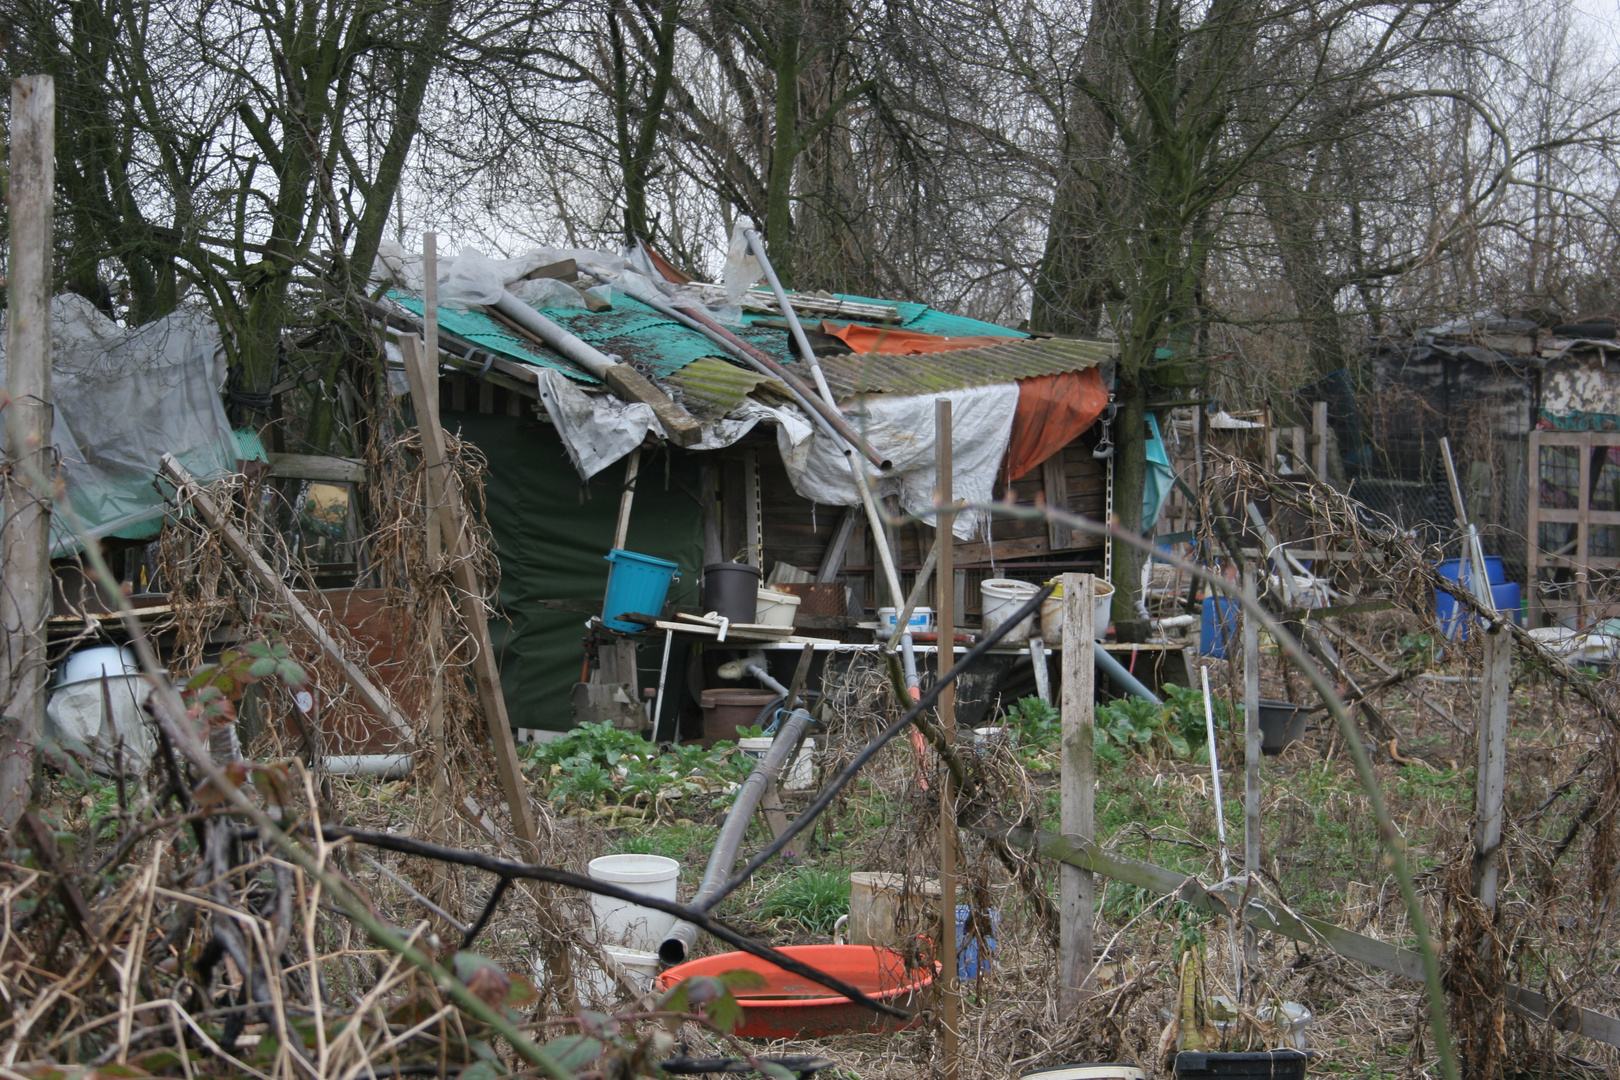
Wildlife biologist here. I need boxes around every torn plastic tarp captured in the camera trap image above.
[535,369,813,480]
[0,295,237,554]
[777,384,1019,540]
[1002,368,1109,481]
[819,322,1015,355]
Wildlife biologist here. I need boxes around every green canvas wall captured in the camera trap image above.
[447,412,703,731]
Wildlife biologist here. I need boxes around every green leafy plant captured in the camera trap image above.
[1094,687,1216,764]
[756,868,851,935]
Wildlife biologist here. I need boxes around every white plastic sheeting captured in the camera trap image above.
[535,369,813,479]
[776,384,1019,540]
[0,295,237,554]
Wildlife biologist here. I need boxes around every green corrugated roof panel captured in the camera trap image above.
[803,337,1114,398]
[390,292,598,381]
[390,291,798,384]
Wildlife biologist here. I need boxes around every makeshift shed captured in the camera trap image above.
[372,246,1119,736]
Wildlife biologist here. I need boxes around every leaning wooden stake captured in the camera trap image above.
[160,455,416,747]
[1059,572,1096,1016]
[1241,567,1262,989]
[0,75,55,829]
[397,336,539,856]
[935,399,959,1080]
[1474,628,1511,907]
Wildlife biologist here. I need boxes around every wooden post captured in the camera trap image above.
[612,447,642,553]
[398,337,539,856]
[1059,572,1096,1016]
[1241,567,1261,990]
[0,75,54,828]
[935,399,959,1079]
[1313,400,1329,480]
[1473,628,1511,908]
[743,448,761,567]
[422,235,450,866]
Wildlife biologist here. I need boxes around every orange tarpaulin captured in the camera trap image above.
[819,321,1011,355]
[1003,368,1109,481]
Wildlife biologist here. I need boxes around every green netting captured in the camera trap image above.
[450,412,703,732]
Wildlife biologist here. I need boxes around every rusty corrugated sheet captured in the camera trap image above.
[797,337,1115,399]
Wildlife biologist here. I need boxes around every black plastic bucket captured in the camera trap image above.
[1257,700,1310,755]
[702,562,762,624]
[1174,1050,1308,1079]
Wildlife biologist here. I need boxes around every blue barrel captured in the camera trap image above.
[602,549,680,632]
[1200,596,1240,659]
[1437,556,1506,587]
[956,904,998,979]
[1435,578,1521,640]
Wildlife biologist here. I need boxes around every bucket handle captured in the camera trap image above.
[832,914,849,946]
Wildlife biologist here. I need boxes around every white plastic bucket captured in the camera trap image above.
[755,588,801,626]
[981,579,1040,644]
[1258,1001,1314,1050]
[877,606,934,634]
[973,726,1016,749]
[581,946,662,1002]
[57,645,138,687]
[738,736,816,791]
[848,872,941,947]
[587,854,680,951]
[1039,580,1114,646]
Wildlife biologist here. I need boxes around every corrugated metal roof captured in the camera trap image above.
[800,337,1114,398]
[390,292,597,381]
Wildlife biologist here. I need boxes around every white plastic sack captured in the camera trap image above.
[722,218,762,308]
[776,385,1019,539]
[45,674,156,773]
[510,277,586,309]
[0,295,237,553]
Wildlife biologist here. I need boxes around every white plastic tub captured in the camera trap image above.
[587,854,680,951]
[973,726,1017,749]
[877,606,934,634]
[581,945,662,1003]
[1258,1000,1314,1050]
[755,588,801,626]
[738,736,816,791]
[57,645,138,687]
[981,579,1040,644]
[1039,580,1115,645]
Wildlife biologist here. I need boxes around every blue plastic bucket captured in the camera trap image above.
[956,904,998,979]
[1199,596,1240,659]
[602,549,680,633]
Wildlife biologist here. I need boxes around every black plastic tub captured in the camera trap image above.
[1174,1050,1309,1078]
[1257,700,1310,755]
[702,562,762,624]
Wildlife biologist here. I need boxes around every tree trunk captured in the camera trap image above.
[1110,375,1150,642]
[764,0,803,285]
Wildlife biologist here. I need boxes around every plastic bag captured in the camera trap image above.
[439,249,510,308]
[722,217,762,307]
[510,276,586,309]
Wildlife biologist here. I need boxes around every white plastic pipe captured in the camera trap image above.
[322,754,413,779]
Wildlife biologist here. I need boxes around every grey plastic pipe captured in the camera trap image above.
[1093,644,1162,705]
[718,657,789,698]
[490,292,617,379]
[660,707,815,964]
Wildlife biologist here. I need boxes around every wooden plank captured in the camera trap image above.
[158,456,414,747]
[1313,400,1329,479]
[601,363,703,447]
[1242,567,1261,984]
[1535,508,1620,525]
[935,400,959,1078]
[1059,573,1096,1016]
[995,823,1620,1050]
[523,258,577,281]
[816,508,858,583]
[1473,628,1511,907]
[268,453,367,484]
[1043,455,1071,548]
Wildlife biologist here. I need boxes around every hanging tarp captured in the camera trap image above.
[0,295,237,554]
[1002,368,1110,481]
